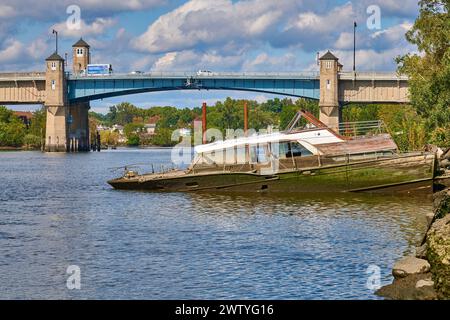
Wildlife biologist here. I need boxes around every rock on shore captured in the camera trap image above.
[392,256,430,278]
[377,187,450,300]
[376,273,437,300]
[426,213,450,299]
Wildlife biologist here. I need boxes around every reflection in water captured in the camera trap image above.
[0,149,431,299]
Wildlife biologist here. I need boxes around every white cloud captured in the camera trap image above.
[0,0,166,20]
[369,22,413,50]
[0,38,49,70]
[153,52,178,70]
[273,3,356,50]
[0,5,16,18]
[0,40,24,64]
[334,32,354,50]
[132,0,297,54]
[290,3,355,32]
[242,52,301,72]
[151,50,243,71]
[334,45,417,71]
[132,1,364,55]
[50,18,117,38]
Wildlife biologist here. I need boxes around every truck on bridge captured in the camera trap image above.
[86,64,113,76]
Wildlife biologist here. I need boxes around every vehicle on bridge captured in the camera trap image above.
[196,70,215,76]
[108,111,437,194]
[87,64,113,76]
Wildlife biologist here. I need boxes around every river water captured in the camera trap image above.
[0,148,431,299]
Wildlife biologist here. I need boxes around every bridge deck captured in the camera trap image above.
[0,71,409,105]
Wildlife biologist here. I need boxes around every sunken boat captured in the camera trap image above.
[108,110,437,193]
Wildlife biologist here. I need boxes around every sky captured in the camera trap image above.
[0,0,419,113]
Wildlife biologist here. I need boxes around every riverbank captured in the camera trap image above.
[376,182,450,299]
[0,146,40,151]
[0,146,24,151]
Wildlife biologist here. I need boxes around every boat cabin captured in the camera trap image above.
[189,110,398,174]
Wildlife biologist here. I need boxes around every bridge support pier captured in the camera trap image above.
[68,102,90,152]
[319,104,340,132]
[45,105,69,152]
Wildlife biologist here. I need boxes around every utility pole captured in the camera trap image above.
[353,21,357,73]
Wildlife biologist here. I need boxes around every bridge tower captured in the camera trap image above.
[69,38,91,151]
[72,38,90,75]
[44,52,68,152]
[319,51,342,131]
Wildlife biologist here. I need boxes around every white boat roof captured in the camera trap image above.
[194,128,343,153]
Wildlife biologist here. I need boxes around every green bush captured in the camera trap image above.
[0,117,26,147]
[23,134,41,149]
[126,134,140,146]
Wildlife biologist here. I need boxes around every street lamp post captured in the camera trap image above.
[52,29,58,54]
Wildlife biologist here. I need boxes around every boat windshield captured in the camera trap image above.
[278,141,313,159]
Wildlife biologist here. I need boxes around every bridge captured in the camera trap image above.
[0,38,409,152]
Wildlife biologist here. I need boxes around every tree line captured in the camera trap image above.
[88,98,319,147]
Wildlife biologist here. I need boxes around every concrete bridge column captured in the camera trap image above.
[45,106,69,152]
[319,105,340,132]
[68,102,90,152]
[318,51,341,132]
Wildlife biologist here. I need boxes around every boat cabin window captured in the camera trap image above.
[250,144,269,164]
[278,141,312,159]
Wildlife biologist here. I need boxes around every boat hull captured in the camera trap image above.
[108,153,436,194]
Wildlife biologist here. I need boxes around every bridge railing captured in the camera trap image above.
[338,120,386,137]
[339,71,408,81]
[68,71,320,79]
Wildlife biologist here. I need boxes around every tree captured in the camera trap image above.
[28,107,46,141]
[151,128,176,146]
[0,106,26,147]
[124,123,143,137]
[396,0,450,146]
[127,134,140,146]
[23,134,41,149]
[89,111,107,124]
[100,130,119,145]
[0,119,26,147]
[108,102,141,125]
[0,105,13,122]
